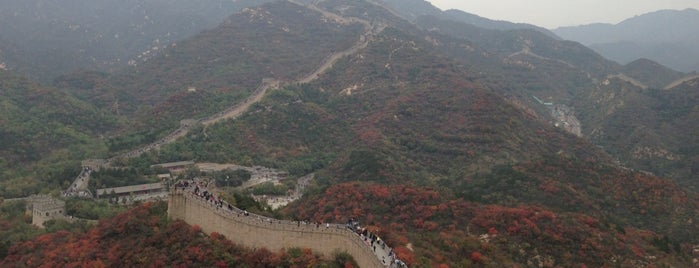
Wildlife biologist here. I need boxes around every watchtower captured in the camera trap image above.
[32,197,66,228]
[180,119,198,128]
[82,159,107,171]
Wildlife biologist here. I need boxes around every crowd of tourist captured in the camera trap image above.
[173,178,408,268]
[62,166,93,197]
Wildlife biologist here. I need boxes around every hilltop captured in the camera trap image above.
[620,58,686,89]
[376,0,557,37]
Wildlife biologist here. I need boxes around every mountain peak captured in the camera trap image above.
[375,0,557,37]
[617,8,699,28]
[621,58,686,88]
[553,8,699,72]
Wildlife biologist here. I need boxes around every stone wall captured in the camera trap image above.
[168,191,384,268]
[81,159,107,170]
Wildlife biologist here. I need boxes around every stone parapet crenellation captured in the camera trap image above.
[168,191,385,268]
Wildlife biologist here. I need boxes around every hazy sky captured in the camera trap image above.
[428,0,699,29]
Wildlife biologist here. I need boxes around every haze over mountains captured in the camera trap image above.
[0,0,278,82]
[554,8,699,72]
[1,0,698,266]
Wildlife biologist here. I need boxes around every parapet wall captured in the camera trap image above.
[168,191,383,268]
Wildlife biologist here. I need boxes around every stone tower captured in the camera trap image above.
[32,197,66,228]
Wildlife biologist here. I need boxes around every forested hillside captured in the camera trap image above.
[286,182,691,266]
[0,0,698,267]
[407,8,699,193]
[0,70,117,197]
[57,1,366,151]
[0,0,276,82]
[577,75,699,191]
[1,202,356,267]
[98,1,697,266]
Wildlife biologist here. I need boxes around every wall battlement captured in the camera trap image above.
[168,191,384,268]
[31,197,66,228]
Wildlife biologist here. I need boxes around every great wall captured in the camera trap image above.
[50,1,396,267]
[168,191,391,267]
[62,0,384,198]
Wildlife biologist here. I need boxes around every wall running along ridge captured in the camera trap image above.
[168,191,384,268]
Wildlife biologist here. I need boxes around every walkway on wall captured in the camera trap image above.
[169,182,407,268]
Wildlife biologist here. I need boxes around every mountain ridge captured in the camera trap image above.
[554,8,699,72]
[93,2,697,266]
[0,0,278,82]
[0,0,697,266]
[376,0,558,38]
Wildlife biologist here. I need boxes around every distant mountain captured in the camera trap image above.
[376,0,558,37]
[374,0,442,20]
[0,0,275,82]
[441,9,559,38]
[554,8,699,72]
